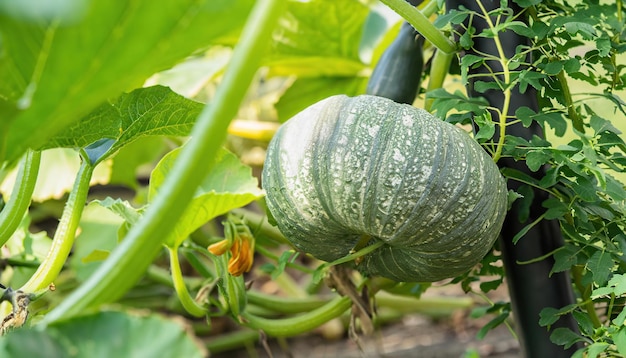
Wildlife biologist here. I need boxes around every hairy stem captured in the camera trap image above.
[474,0,511,163]
[571,265,602,328]
[20,156,93,293]
[425,50,454,111]
[241,296,351,337]
[556,70,584,132]
[0,150,41,246]
[168,247,206,317]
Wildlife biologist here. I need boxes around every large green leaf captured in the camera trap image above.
[44,85,204,162]
[0,0,254,164]
[149,146,264,248]
[69,202,125,282]
[275,76,368,122]
[265,0,369,77]
[0,311,205,357]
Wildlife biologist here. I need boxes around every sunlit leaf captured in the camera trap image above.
[70,201,124,282]
[265,0,368,77]
[0,0,254,164]
[44,85,204,163]
[149,146,264,248]
[275,77,367,122]
[0,311,205,357]
[0,148,110,202]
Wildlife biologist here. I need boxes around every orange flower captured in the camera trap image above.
[227,235,254,277]
[208,239,231,256]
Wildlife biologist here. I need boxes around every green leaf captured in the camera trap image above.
[45,85,204,162]
[551,246,579,274]
[571,310,594,337]
[539,307,562,327]
[95,197,142,226]
[542,198,569,220]
[0,311,205,357]
[563,22,597,40]
[108,136,168,189]
[69,202,125,282]
[426,89,489,119]
[615,327,626,356]
[586,342,609,358]
[460,55,484,84]
[592,274,626,299]
[526,149,551,172]
[476,312,508,339]
[265,0,367,77]
[515,106,535,127]
[433,9,468,28]
[590,114,622,135]
[549,327,585,349]
[149,146,263,248]
[587,250,613,286]
[570,176,597,202]
[517,71,545,93]
[543,61,564,76]
[275,77,367,123]
[473,112,495,141]
[613,306,626,326]
[0,0,254,164]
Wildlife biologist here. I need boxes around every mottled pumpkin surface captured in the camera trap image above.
[262,95,507,282]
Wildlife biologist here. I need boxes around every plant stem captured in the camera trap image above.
[425,50,454,111]
[556,70,584,132]
[206,330,260,354]
[379,0,456,54]
[375,291,473,315]
[330,240,385,266]
[20,156,93,293]
[571,265,602,328]
[40,0,285,325]
[247,291,328,314]
[473,0,511,163]
[0,150,41,246]
[241,295,352,337]
[168,247,206,317]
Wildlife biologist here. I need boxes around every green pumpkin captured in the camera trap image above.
[262,95,507,282]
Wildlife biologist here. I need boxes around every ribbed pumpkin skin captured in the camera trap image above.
[262,95,507,282]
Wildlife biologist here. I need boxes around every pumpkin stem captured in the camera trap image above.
[353,234,373,252]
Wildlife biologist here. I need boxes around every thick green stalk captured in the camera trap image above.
[0,150,41,246]
[241,296,351,337]
[20,157,93,293]
[379,0,456,54]
[206,330,260,354]
[247,291,328,315]
[40,0,285,325]
[425,50,454,112]
[556,70,584,132]
[168,247,206,317]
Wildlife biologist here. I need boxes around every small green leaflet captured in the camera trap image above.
[592,274,626,299]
